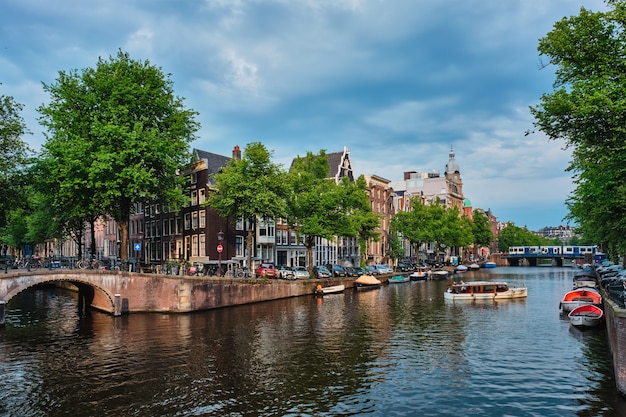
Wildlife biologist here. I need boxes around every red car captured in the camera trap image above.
[255,263,278,278]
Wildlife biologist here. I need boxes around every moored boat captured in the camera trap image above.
[481,261,497,268]
[388,275,410,284]
[572,271,598,289]
[468,263,480,270]
[559,288,602,313]
[430,269,450,280]
[409,267,428,281]
[454,265,468,273]
[314,284,345,296]
[355,274,382,291]
[568,304,604,328]
[444,281,528,301]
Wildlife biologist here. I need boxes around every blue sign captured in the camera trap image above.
[134,243,142,251]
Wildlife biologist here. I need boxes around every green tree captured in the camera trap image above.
[206,142,287,269]
[38,51,199,261]
[285,151,379,274]
[391,197,431,260]
[0,87,32,235]
[530,1,626,258]
[471,210,493,255]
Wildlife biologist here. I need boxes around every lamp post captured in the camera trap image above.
[217,230,224,277]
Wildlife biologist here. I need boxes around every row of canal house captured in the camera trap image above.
[44,145,494,271]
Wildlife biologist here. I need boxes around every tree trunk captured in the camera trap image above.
[118,220,129,262]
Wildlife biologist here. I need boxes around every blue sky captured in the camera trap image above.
[0,0,608,231]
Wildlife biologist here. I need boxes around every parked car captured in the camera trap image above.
[331,264,347,277]
[278,266,295,280]
[256,263,278,278]
[375,264,394,274]
[345,266,362,277]
[365,265,380,276]
[292,266,309,279]
[313,265,331,279]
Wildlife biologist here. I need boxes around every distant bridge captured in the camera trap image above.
[503,245,599,266]
[0,269,328,325]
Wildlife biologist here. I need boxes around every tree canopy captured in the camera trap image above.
[206,142,287,268]
[530,0,626,259]
[37,51,199,260]
[0,87,32,237]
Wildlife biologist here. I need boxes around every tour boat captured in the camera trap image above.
[354,274,382,291]
[388,275,410,284]
[444,281,528,301]
[559,288,602,313]
[314,284,345,296]
[568,304,604,328]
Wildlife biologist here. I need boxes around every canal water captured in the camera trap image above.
[1,267,625,416]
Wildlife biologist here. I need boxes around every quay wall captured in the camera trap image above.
[89,274,357,314]
[603,297,626,396]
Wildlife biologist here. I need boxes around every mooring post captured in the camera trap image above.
[0,301,5,326]
[114,294,122,316]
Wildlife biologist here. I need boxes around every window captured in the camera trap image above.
[184,213,191,230]
[192,211,199,229]
[236,236,244,257]
[191,190,198,206]
[191,172,197,184]
[199,210,206,228]
[236,217,244,231]
[199,188,206,204]
[192,235,198,257]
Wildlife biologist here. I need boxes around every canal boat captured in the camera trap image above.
[314,284,345,296]
[409,267,427,281]
[444,281,528,301]
[468,263,480,270]
[568,304,604,328]
[388,275,410,284]
[430,269,450,280]
[481,261,497,268]
[454,265,468,273]
[572,272,598,289]
[559,288,602,313]
[354,274,382,291]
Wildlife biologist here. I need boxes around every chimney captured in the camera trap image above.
[232,145,241,161]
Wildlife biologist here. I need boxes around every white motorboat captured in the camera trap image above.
[314,284,345,296]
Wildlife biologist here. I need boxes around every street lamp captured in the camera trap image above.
[217,230,224,277]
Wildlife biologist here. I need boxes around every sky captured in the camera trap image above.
[0,0,609,231]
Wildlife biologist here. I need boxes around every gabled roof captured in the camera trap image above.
[290,146,354,184]
[192,148,231,176]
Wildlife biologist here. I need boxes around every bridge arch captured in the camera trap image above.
[2,274,117,316]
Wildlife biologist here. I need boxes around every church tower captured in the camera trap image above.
[444,147,464,210]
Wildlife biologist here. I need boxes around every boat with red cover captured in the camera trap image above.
[568,304,604,328]
[559,288,602,313]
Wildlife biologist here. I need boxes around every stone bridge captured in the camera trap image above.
[0,269,333,325]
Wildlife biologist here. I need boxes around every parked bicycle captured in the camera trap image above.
[76,258,103,269]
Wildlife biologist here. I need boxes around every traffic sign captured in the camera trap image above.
[134,243,142,251]
[217,244,223,253]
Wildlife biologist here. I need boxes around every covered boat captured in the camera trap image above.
[430,269,450,280]
[444,281,528,301]
[559,288,602,313]
[572,271,598,289]
[355,274,382,291]
[454,265,468,273]
[568,304,604,328]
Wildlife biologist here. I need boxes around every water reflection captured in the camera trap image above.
[1,268,626,416]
